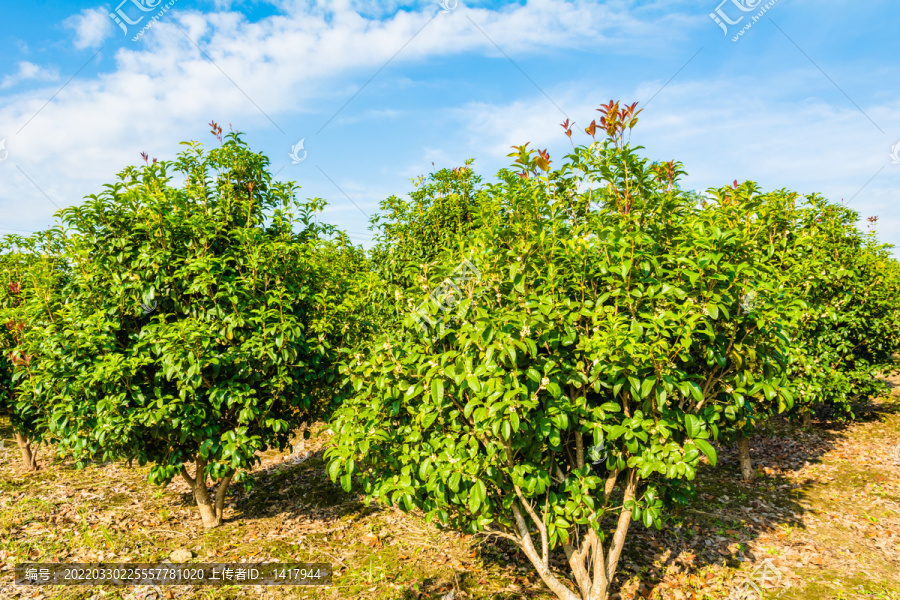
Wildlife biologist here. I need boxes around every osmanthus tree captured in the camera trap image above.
[365,160,483,329]
[19,127,359,528]
[0,239,33,469]
[328,103,799,600]
[698,183,809,479]
[780,204,900,423]
[708,184,900,429]
[0,233,66,471]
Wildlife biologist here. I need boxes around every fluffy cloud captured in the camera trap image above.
[1,1,682,229]
[64,7,115,49]
[1,1,896,251]
[0,62,59,90]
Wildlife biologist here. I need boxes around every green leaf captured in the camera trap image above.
[510,410,520,432]
[473,480,487,503]
[693,438,717,467]
[327,458,342,482]
[685,415,701,438]
[608,425,628,440]
[431,379,444,404]
[468,487,482,512]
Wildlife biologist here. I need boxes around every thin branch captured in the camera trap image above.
[214,472,234,520]
[575,430,585,470]
[505,440,548,564]
[180,464,196,488]
[605,468,638,584]
[603,468,620,504]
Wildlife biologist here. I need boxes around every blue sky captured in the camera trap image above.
[1,0,898,250]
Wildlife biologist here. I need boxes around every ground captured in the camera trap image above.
[1,381,898,600]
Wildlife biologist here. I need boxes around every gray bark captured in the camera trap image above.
[14,433,38,471]
[181,459,233,528]
[737,434,753,481]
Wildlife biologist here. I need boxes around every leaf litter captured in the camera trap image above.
[1,384,899,599]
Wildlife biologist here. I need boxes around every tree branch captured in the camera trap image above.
[214,472,234,520]
[180,464,196,488]
[604,468,638,584]
[603,468,620,505]
[564,531,594,597]
[505,440,548,565]
[511,504,579,600]
[575,430,584,470]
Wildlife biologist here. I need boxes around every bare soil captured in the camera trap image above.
[1,380,898,600]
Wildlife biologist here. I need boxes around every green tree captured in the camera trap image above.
[708,183,900,434]
[0,238,37,470]
[366,161,483,330]
[18,128,355,528]
[784,205,900,423]
[0,232,67,471]
[328,103,799,600]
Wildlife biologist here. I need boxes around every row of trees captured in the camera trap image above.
[2,108,898,600]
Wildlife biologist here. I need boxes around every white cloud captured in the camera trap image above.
[335,108,402,126]
[64,7,114,50]
[0,62,59,89]
[1,0,897,253]
[0,1,674,224]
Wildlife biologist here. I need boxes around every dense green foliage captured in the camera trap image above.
[3,130,364,526]
[365,160,483,330]
[709,184,900,425]
[0,241,29,433]
[327,104,812,600]
[0,232,66,470]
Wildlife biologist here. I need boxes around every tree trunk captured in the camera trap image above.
[737,433,753,481]
[594,468,638,600]
[512,503,581,600]
[504,430,640,600]
[14,433,38,471]
[528,468,640,600]
[801,409,812,428]
[181,459,233,529]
